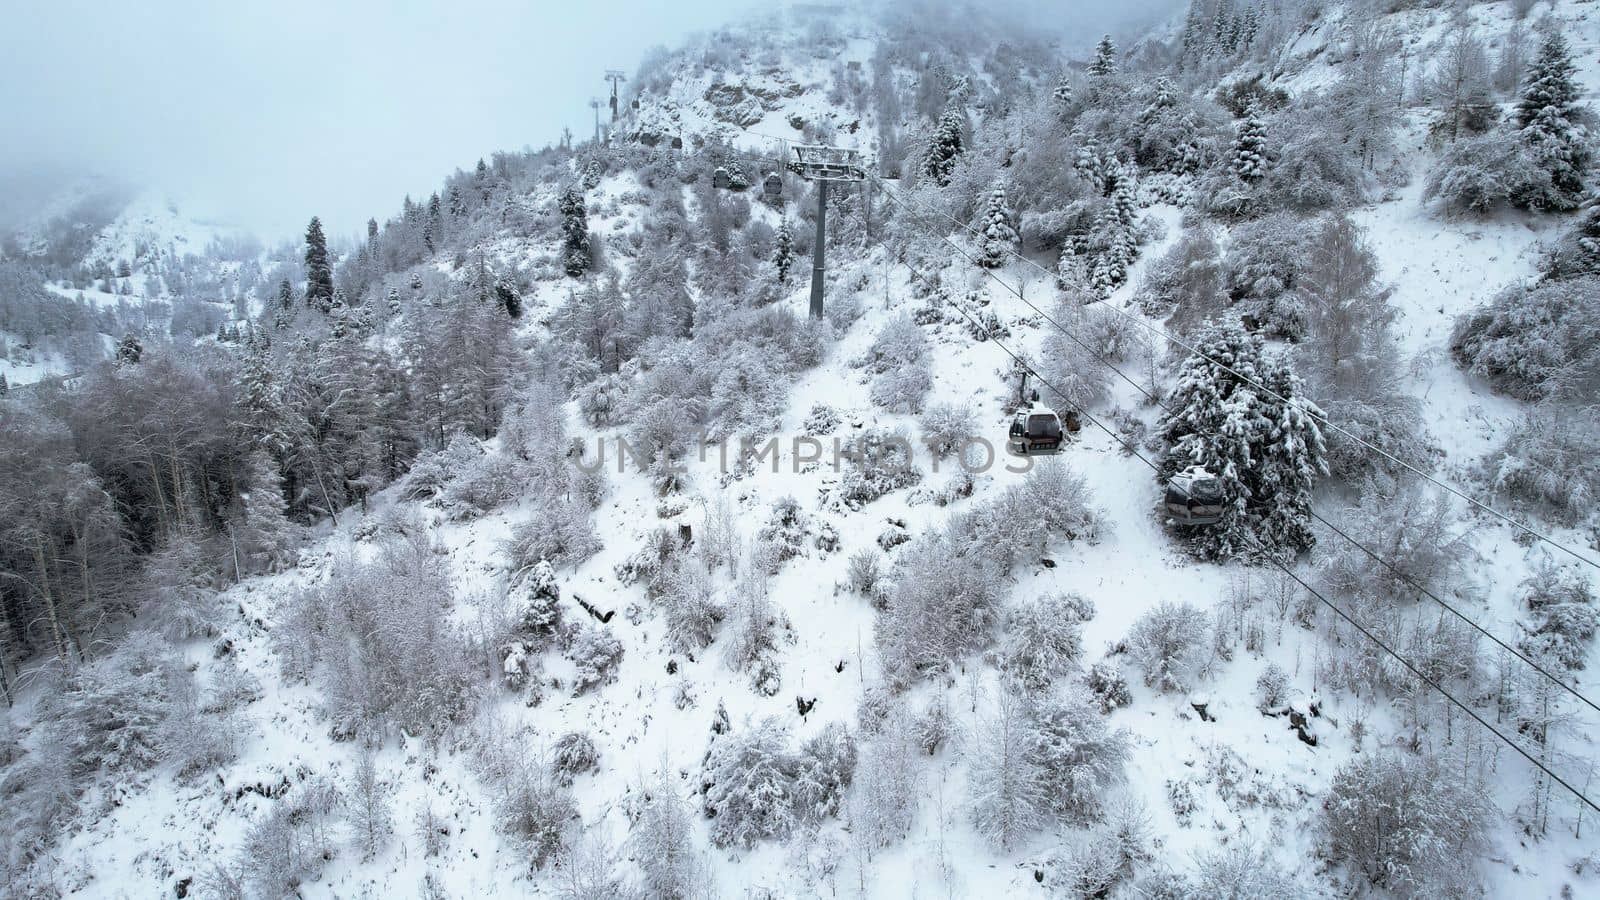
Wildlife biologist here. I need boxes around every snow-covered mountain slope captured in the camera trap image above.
[9,2,1600,898]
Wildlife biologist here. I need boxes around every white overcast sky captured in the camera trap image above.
[0,0,1178,242]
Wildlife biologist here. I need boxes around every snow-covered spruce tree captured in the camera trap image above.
[1157,320,1326,560]
[977,185,1018,269]
[1089,164,1139,297]
[773,220,794,285]
[303,216,334,311]
[701,716,799,848]
[560,188,591,277]
[1229,105,1269,183]
[922,104,965,187]
[1052,74,1073,113]
[1514,28,1591,210]
[1088,34,1116,79]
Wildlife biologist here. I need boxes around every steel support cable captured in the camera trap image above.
[870,173,1600,572]
[883,239,1600,816]
[881,191,1600,718]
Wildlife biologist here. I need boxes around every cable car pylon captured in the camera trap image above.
[787,145,866,319]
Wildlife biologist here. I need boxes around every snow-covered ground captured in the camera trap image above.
[10,2,1600,898]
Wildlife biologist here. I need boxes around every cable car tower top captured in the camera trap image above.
[786,145,866,319]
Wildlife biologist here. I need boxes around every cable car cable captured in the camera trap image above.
[876,184,1600,717]
[884,240,1600,816]
[870,174,1600,573]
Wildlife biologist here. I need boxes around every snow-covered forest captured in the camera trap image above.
[3,0,1600,897]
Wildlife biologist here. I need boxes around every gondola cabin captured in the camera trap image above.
[763,172,783,199]
[1006,406,1064,456]
[713,166,732,190]
[1165,465,1225,526]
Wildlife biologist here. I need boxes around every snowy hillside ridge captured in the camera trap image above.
[4,1,1600,898]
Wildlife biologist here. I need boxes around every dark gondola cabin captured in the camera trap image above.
[1006,406,1064,456]
[1165,465,1225,526]
[713,166,732,189]
[763,171,783,199]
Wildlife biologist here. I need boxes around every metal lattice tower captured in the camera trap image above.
[786,145,867,319]
[605,70,627,120]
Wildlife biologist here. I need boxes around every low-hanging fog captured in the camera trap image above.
[0,0,1181,242]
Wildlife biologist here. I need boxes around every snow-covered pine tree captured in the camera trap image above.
[1074,141,1107,195]
[116,333,143,365]
[1057,242,1087,290]
[560,188,591,277]
[773,221,795,284]
[1515,28,1591,210]
[519,558,563,641]
[386,286,401,315]
[1088,35,1116,78]
[303,216,334,310]
[1052,74,1073,111]
[1230,105,1269,183]
[1089,163,1138,297]
[977,185,1018,268]
[1157,319,1327,560]
[922,105,965,187]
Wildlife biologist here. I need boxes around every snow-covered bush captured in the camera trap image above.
[999,593,1091,689]
[956,460,1101,574]
[847,547,881,595]
[802,402,841,436]
[237,777,342,897]
[1136,226,1227,335]
[1039,298,1114,410]
[793,722,857,823]
[755,495,814,568]
[473,719,576,870]
[440,451,528,520]
[1221,212,1320,339]
[966,691,1045,850]
[1254,663,1289,711]
[1453,277,1600,402]
[400,435,482,501]
[837,427,922,508]
[701,717,799,848]
[1425,132,1540,214]
[919,400,977,458]
[504,493,602,572]
[1322,751,1494,897]
[1191,843,1302,900]
[1484,405,1600,525]
[1086,661,1132,713]
[875,531,1003,688]
[1125,602,1209,693]
[864,313,932,413]
[1319,477,1474,613]
[725,567,787,696]
[274,536,475,740]
[552,731,600,784]
[567,625,624,695]
[1028,684,1129,824]
[1517,558,1600,672]
[657,558,725,654]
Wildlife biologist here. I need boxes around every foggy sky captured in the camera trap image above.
[1,0,1180,243]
